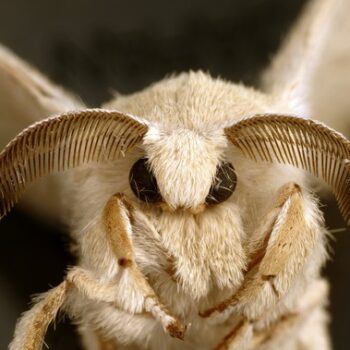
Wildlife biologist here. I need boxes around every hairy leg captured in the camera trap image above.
[213,320,253,350]
[200,182,324,321]
[8,192,185,350]
[213,279,329,350]
[101,193,186,339]
[8,270,127,350]
[9,282,68,350]
[197,182,328,350]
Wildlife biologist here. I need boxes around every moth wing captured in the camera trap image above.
[262,0,350,137]
[0,44,83,220]
[0,44,82,148]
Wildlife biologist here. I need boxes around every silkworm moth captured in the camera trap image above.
[0,0,349,349]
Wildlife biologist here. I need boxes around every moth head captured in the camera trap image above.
[0,108,349,225]
[132,127,235,213]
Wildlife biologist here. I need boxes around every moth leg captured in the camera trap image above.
[66,265,170,321]
[213,319,253,350]
[102,193,186,340]
[252,279,329,349]
[9,267,140,350]
[213,279,329,350]
[211,314,299,350]
[9,281,68,350]
[66,266,134,304]
[200,182,322,321]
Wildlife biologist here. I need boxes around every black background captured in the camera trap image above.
[0,1,349,349]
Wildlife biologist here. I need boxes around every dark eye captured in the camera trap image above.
[206,162,237,204]
[129,158,162,203]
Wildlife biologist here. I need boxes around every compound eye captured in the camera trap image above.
[206,162,237,204]
[129,158,162,203]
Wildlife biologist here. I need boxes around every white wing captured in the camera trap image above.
[0,45,83,221]
[0,45,82,148]
[262,0,350,137]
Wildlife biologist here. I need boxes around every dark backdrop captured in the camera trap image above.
[0,1,349,349]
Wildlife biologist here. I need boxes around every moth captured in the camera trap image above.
[0,0,349,349]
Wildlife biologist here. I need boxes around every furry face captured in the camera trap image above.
[50,73,335,350]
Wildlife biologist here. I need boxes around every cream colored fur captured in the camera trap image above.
[1,0,350,349]
[58,73,329,349]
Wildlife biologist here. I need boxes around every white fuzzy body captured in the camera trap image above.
[63,73,330,349]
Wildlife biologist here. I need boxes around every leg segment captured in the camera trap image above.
[102,193,186,339]
[8,192,186,350]
[213,279,329,350]
[9,281,68,350]
[69,265,184,338]
[201,183,322,321]
[214,319,253,350]
[8,265,146,350]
